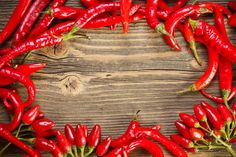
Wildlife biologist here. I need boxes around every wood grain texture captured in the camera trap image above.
[0,0,235,156]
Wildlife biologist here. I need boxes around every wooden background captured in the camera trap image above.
[0,0,235,156]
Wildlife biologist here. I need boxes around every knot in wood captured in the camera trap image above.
[60,75,82,96]
[41,42,68,58]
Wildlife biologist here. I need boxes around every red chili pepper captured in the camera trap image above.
[0,66,36,107]
[228,1,236,11]
[111,120,140,148]
[230,137,236,143]
[22,104,40,125]
[120,0,132,33]
[81,0,99,7]
[194,104,207,122]
[201,101,224,130]
[96,136,112,156]
[189,128,204,141]
[64,124,75,145]
[179,112,200,128]
[0,47,12,55]
[87,124,101,154]
[183,20,201,65]
[137,128,188,157]
[0,124,40,156]
[75,123,87,157]
[12,0,51,45]
[170,134,194,148]
[55,130,72,154]
[124,138,164,157]
[0,89,24,131]
[146,0,170,36]
[228,13,236,26]
[169,0,188,13]
[217,104,233,123]
[48,6,85,19]
[28,0,66,38]
[37,111,45,120]
[200,86,236,103]
[83,125,88,139]
[103,147,123,157]
[0,0,32,45]
[189,19,236,63]
[34,137,55,152]
[175,120,192,139]
[49,140,63,157]
[157,0,170,11]
[31,118,55,133]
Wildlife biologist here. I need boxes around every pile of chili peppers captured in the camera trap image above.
[1,0,236,156]
[172,101,236,156]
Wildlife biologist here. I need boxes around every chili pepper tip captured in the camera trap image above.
[176,85,196,94]
[222,90,230,108]
[133,110,141,121]
[189,41,201,66]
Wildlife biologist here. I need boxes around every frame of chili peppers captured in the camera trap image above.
[1,0,236,157]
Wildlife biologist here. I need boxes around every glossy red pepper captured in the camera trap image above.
[48,6,85,19]
[55,130,72,154]
[124,138,164,157]
[96,136,112,156]
[228,1,236,11]
[83,125,88,139]
[0,66,36,107]
[28,0,66,38]
[170,134,194,148]
[169,0,188,13]
[12,0,51,45]
[65,124,75,145]
[137,128,188,157]
[120,0,132,33]
[194,104,207,122]
[31,118,55,133]
[0,89,24,131]
[49,140,63,157]
[179,112,200,128]
[111,120,140,148]
[0,0,32,45]
[228,13,236,26]
[157,0,170,11]
[217,104,233,123]
[175,120,192,139]
[189,128,204,141]
[87,124,101,155]
[0,124,40,156]
[201,101,224,130]
[104,147,123,157]
[34,137,55,152]
[75,123,87,157]
[200,86,236,103]
[22,104,40,125]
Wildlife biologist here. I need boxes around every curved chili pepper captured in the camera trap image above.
[111,120,140,148]
[201,101,224,130]
[28,0,66,38]
[31,118,55,133]
[81,0,99,7]
[87,124,101,155]
[157,0,170,11]
[124,138,164,157]
[183,20,201,65]
[200,86,236,103]
[49,140,64,157]
[169,0,188,13]
[0,0,32,45]
[0,90,24,131]
[170,134,194,148]
[12,0,51,45]
[22,104,40,125]
[70,2,120,34]
[104,147,123,157]
[137,128,188,157]
[0,124,40,156]
[0,66,36,107]
[189,128,204,141]
[96,136,112,156]
[175,120,192,139]
[0,47,12,55]
[179,112,200,128]
[179,40,219,93]
[55,130,72,154]
[65,124,75,145]
[189,19,236,63]
[137,8,169,20]
[146,0,170,36]
[34,137,55,152]
[49,6,85,19]
[217,104,233,123]
[194,104,207,122]
[228,1,236,11]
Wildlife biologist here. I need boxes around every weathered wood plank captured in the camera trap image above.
[0,0,235,156]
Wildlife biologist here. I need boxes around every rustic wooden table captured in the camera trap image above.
[0,0,234,156]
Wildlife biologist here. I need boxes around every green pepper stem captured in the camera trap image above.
[189,40,202,66]
[84,146,95,157]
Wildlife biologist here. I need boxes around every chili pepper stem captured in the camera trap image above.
[21,51,33,64]
[222,90,231,109]
[156,23,178,48]
[189,40,201,66]
[226,122,231,138]
[177,85,197,94]
[72,146,79,157]
[84,146,94,157]
[188,18,199,32]
[79,146,85,157]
